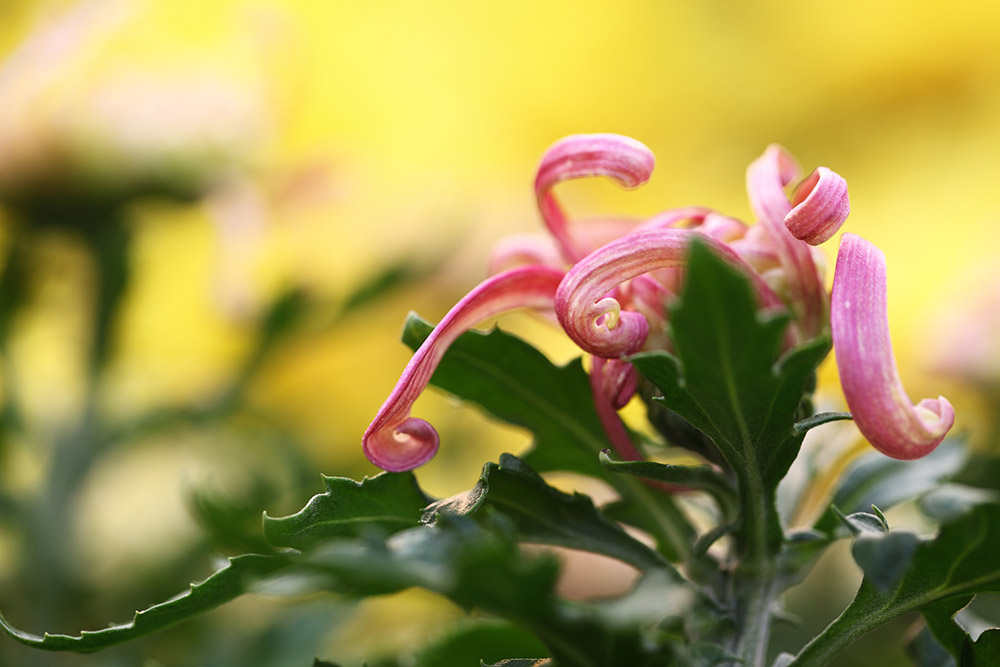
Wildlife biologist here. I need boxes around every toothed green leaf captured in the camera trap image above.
[0,554,287,653]
[263,472,429,549]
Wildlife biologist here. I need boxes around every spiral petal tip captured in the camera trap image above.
[363,418,440,472]
[785,167,850,246]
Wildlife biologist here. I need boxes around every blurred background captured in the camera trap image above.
[0,0,998,665]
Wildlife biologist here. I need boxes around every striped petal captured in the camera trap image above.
[535,133,655,263]
[363,265,564,471]
[746,145,828,339]
[831,234,954,460]
[555,229,784,358]
[785,167,850,245]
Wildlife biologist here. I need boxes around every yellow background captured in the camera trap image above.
[1,1,998,663]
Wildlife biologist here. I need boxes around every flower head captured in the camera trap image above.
[363,134,952,471]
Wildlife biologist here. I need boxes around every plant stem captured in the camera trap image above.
[26,208,130,631]
[735,564,778,666]
[732,468,780,666]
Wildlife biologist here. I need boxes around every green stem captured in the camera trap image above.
[81,212,130,376]
[735,565,779,666]
[732,468,780,666]
[26,208,131,629]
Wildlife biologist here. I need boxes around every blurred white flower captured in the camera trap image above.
[0,0,269,206]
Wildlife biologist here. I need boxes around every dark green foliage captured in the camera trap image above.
[263,472,430,549]
[0,554,289,652]
[630,240,829,555]
[403,314,696,561]
[426,453,675,573]
[792,502,1000,665]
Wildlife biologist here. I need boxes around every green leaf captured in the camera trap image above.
[790,503,1000,666]
[263,472,430,550]
[0,554,288,653]
[852,530,921,593]
[598,450,737,520]
[919,485,1000,522]
[793,411,852,434]
[402,315,696,561]
[966,628,1000,664]
[426,454,674,573]
[406,621,548,667]
[879,502,1000,608]
[630,239,829,555]
[302,515,689,667]
[920,596,973,661]
[917,595,1000,665]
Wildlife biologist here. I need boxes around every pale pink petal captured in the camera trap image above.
[635,206,712,231]
[746,145,827,338]
[572,217,644,254]
[785,167,850,245]
[363,265,565,471]
[556,229,784,358]
[697,212,749,243]
[730,223,781,273]
[747,144,800,225]
[488,233,564,274]
[831,234,954,460]
[535,133,655,263]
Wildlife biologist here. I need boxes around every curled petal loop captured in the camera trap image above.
[831,234,954,459]
[556,229,784,358]
[363,265,564,471]
[785,167,850,246]
[535,133,655,263]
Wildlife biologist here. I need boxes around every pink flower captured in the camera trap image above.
[363,134,951,472]
[830,234,955,459]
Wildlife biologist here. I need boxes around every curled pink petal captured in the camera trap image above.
[363,265,565,471]
[596,357,638,410]
[746,145,827,338]
[831,234,954,460]
[590,356,645,460]
[590,357,680,493]
[785,167,850,245]
[535,133,655,263]
[621,273,675,329]
[556,229,784,358]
